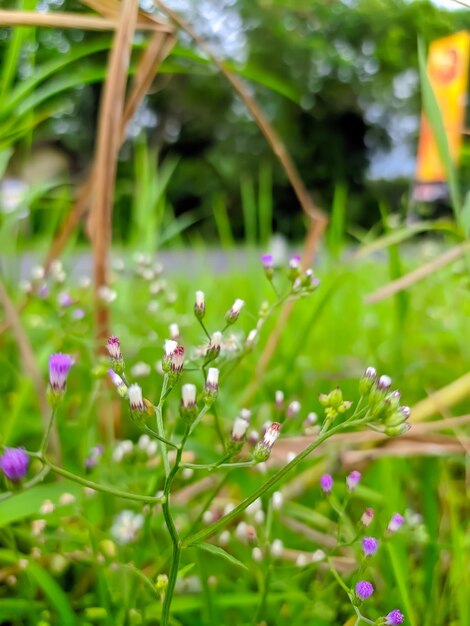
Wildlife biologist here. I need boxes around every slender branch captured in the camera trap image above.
[181,460,255,471]
[183,421,360,547]
[40,407,57,455]
[143,424,179,450]
[42,456,164,504]
[188,404,211,437]
[155,375,170,477]
[160,427,190,626]
[197,317,212,341]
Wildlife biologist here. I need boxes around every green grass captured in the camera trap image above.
[0,240,469,625]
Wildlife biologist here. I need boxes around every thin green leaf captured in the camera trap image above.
[26,561,77,625]
[193,542,248,570]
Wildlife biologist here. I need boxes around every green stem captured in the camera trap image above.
[160,427,190,626]
[327,557,352,597]
[188,404,211,437]
[143,425,179,450]
[181,460,255,471]
[155,375,170,478]
[40,406,57,455]
[42,456,164,504]
[183,421,360,548]
[197,317,211,341]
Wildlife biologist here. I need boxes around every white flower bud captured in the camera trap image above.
[272,491,283,510]
[270,538,283,558]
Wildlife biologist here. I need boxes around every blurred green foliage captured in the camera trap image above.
[1,0,469,241]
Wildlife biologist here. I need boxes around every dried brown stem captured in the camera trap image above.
[365,241,470,304]
[0,8,170,31]
[88,0,140,342]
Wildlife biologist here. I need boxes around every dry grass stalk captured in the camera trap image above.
[411,373,470,421]
[82,0,172,31]
[365,241,470,304]
[0,279,61,461]
[88,0,140,342]
[0,9,166,32]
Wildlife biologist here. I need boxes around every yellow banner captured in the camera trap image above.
[416,31,470,183]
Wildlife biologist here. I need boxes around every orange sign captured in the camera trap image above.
[416,31,470,183]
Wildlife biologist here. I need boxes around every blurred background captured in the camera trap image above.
[1,0,469,250]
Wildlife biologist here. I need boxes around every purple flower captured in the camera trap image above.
[261,254,274,269]
[346,470,361,491]
[385,609,404,624]
[57,291,73,307]
[362,536,379,557]
[388,513,405,533]
[85,445,104,469]
[289,255,301,268]
[363,366,377,380]
[320,473,333,494]
[49,353,74,391]
[377,375,392,391]
[0,447,29,482]
[72,308,85,320]
[355,580,374,601]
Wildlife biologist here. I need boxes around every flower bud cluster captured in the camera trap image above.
[359,367,411,436]
[318,387,352,420]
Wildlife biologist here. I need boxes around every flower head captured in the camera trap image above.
[225,299,245,325]
[106,335,122,361]
[194,290,205,320]
[385,609,404,625]
[347,470,361,491]
[162,340,184,377]
[231,417,249,442]
[362,536,379,557]
[288,255,301,280]
[180,384,198,423]
[320,473,333,494]
[261,254,274,269]
[359,366,377,393]
[287,400,301,418]
[203,368,219,405]
[108,369,127,397]
[355,580,374,601]
[275,390,284,409]
[110,510,144,545]
[388,513,405,533]
[0,447,29,482]
[261,254,274,279]
[128,384,145,412]
[169,323,180,340]
[49,353,74,392]
[85,445,104,469]
[205,331,222,362]
[244,329,258,351]
[377,374,392,391]
[360,507,374,528]
[253,422,281,463]
[58,291,72,307]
